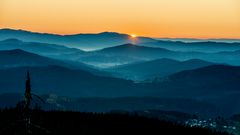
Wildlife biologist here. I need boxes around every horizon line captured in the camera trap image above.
[1,27,240,40]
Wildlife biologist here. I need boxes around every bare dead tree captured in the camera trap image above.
[0,71,49,135]
[22,71,49,134]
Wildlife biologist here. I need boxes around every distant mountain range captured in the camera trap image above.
[141,40,240,53]
[82,44,240,67]
[0,38,239,68]
[0,49,109,76]
[1,28,240,117]
[106,58,215,81]
[79,44,178,67]
[95,43,175,57]
[0,38,84,56]
[1,29,239,67]
[157,38,240,43]
[1,28,240,53]
[0,28,156,50]
[0,49,63,68]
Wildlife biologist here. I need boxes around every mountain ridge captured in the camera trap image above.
[106,58,215,81]
[0,28,156,50]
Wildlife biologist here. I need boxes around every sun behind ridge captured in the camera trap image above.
[130,34,137,38]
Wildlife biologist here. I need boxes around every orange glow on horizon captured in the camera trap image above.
[0,0,240,39]
[131,34,137,38]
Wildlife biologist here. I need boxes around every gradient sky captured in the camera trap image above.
[1,0,240,38]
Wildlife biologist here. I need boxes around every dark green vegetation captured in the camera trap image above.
[0,108,229,135]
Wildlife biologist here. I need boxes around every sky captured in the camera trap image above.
[0,0,240,38]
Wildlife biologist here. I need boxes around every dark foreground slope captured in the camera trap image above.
[0,109,228,135]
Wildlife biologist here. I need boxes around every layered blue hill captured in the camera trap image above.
[106,58,214,81]
[0,29,156,50]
